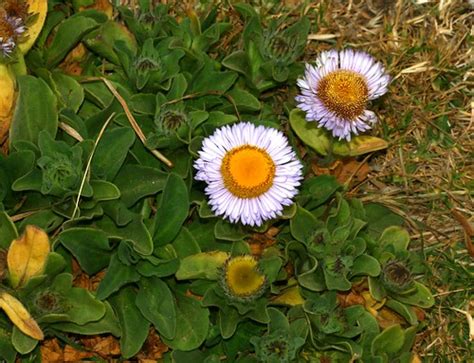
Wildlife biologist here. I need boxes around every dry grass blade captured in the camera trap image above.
[101,77,174,168]
[71,112,115,220]
[59,122,84,142]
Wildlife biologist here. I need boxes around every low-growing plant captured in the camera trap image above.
[0,1,434,362]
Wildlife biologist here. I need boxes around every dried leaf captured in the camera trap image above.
[41,339,64,362]
[59,43,87,76]
[312,158,370,185]
[7,225,50,288]
[64,345,94,362]
[72,259,106,291]
[82,335,121,357]
[248,230,277,257]
[376,307,406,329]
[137,328,169,361]
[337,290,366,307]
[0,292,44,340]
[334,159,370,184]
[312,159,342,176]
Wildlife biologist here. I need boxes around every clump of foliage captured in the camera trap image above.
[0,0,434,362]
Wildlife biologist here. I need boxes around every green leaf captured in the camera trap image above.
[98,215,153,256]
[323,267,352,291]
[214,220,247,242]
[267,307,290,333]
[51,72,84,112]
[162,293,210,351]
[114,165,168,207]
[136,277,177,340]
[90,180,121,201]
[96,254,141,300]
[172,227,201,258]
[59,228,111,275]
[225,87,261,112]
[0,212,17,249]
[395,281,434,308]
[0,327,16,363]
[371,324,405,356]
[9,76,58,146]
[11,327,38,354]
[351,254,381,277]
[51,301,121,336]
[154,173,189,246]
[298,175,341,209]
[289,109,330,156]
[379,226,410,252]
[91,127,135,181]
[190,62,238,94]
[219,306,240,339]
[290,205,318,244]
[222,50,248,74]
[39,273,105,325]
[46,15,99,67]
[110,286,149,359]
[175,251,229,280]
[365,204,404,238]
[84,20,137,65]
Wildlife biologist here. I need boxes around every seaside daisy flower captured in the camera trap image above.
[0,12,26,57]
[194,122,303,226]
[295,49,390,141]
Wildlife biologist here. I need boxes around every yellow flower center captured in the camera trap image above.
[317,70,369,120]
[225,256,266,298]
[221,145,275,199]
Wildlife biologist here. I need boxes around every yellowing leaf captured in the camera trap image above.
[0,65,16,141]
[272,286,305,306]
[7,225,50,288]
[175,251,230,280]
[0,292,44,340]
[18,0,48,54]
[333,136,389,157]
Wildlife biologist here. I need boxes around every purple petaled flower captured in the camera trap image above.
[295,49,390,141]
[0,15,26,57]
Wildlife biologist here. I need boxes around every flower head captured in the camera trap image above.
[295,49,390,141]
[381,260,414,293]
[194,122,303,226]
[220,255,267,302]
[0,12,25,57]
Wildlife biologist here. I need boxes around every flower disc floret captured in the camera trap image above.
[295,48,390,141]
[221,145,276,199]
[194,122,303,226]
